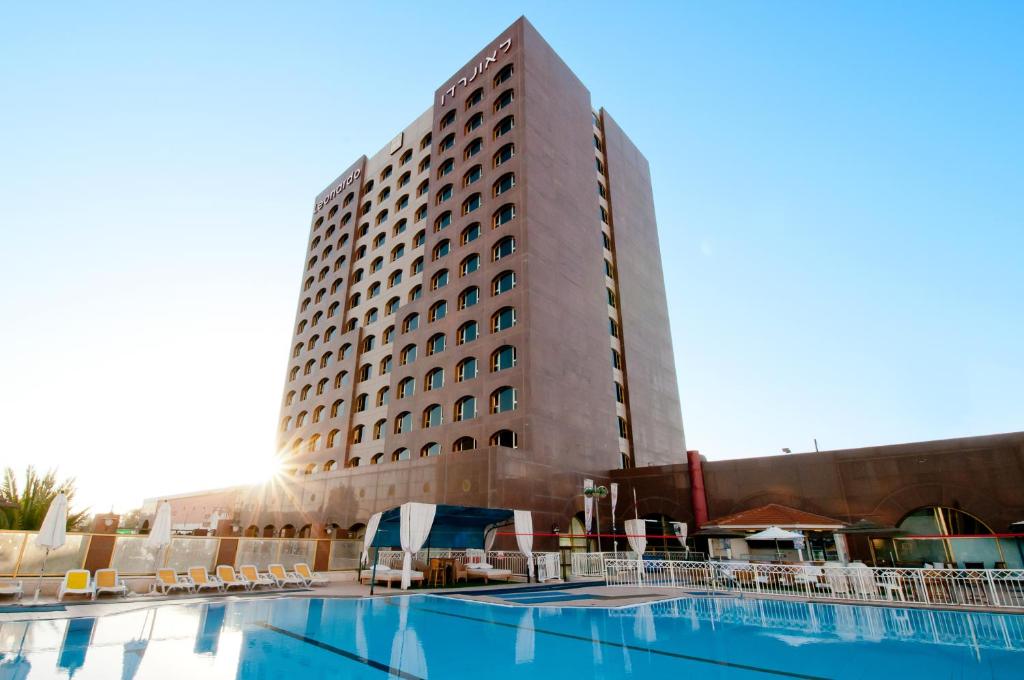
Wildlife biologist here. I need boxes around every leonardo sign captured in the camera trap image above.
[314,169,361,214]
[439,37,512,107]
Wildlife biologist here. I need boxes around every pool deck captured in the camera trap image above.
[3,575,1022,620]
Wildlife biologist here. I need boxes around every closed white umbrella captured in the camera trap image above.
[33,493,68,602]
[145,502,173,574]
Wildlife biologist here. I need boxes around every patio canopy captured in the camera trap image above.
[746,526,803,542]
[701,503,846,531]
[370,503,514,550]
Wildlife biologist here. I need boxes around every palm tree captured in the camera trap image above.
[0,467,88,531]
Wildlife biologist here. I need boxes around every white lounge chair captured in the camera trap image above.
[0,580,23,600]
[466,562,513,584]
[152,568,194,595]
[293,563,328,586]
[58,570,95,601]
[239,564,275,590]
[188,566,224,593]
[359,565,424,588]
[93,569,127,599]
[268,564,305,588]
[216,565,249,592]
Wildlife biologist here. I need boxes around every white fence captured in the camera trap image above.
[373,549,560,581]
[604,558,1024,611]
[571,551,706,577]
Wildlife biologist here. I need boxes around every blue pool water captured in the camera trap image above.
[1,594,1023,678]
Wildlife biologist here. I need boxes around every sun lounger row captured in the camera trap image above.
[0,563,330,602]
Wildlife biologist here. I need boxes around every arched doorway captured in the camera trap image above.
[895,506,1006,568]
[244,525,259,537]
[298,524,312,538]
[280,524,296,538]
[262,524,276,538]
[349,522,366,540]
[559,513,592,553]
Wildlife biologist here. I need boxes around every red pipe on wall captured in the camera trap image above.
[687,449,709,527]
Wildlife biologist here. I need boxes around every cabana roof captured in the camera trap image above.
[370,504,514,549]
[703,503,846,530]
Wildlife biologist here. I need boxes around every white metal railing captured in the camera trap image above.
[372,549,559,580]
[603,558,1024,611]
[571,551,707,577]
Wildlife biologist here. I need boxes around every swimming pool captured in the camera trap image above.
[1,594,1022,678]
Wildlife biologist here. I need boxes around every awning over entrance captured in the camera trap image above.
[370,503,514,550]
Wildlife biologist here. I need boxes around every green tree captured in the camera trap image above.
[0,466,89,531]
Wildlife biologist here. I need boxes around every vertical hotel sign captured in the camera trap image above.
[439,36,512,107]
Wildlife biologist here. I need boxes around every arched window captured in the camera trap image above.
[493,143,514,167]
[432,239,451,260]
[300,384,312,400]
[461,193,481,215]
[385,297,400,315]
[334,370,348,389]
[393,217,407,235]
[492,306,515,331]
[327,429,340,448]
[490,386,517,413]
[434,211,452,232]
[328,301,340,317]
[371,453,384,465]
[463,165,482,186]
[461,222,481,245]
[295,410,308,427]
[316,377,329,395]
[394,412,412,434]
[457,321,478,345]
[331,399,344,417]
[373,419,387,440]
[491,345,516,372]
[392,244,406,262]
[377,385,390,406]
[453,436,476,452]
[388,270,403,287]
[402,313,420,333]
[460,254,480,277]
[492,271,516,296]
[465,111,483,134]
[429,300,447,322]
[355,393,368,411]
[411,257,424,275]
[493,115,514,138]
[440,108,457,129]
[454,396,476,422]
[464,137,482,160]
[425,367,444,392]
[438,158,455,178]
[493,63,513,87]
[312,405,324,423]
[422,404,443,428]
[371,256,384,272]
[408,284,422,302]
[400,344,417,365]
[493,172,515,197]
[435,183,453,204]
[292,342,304,359]
[427,332,446,355]
[350,425,364,444]
[320,351,333,368]
[439,132,455,152]
[466,87,484,108]
[430,270,448,292]
[347,457,361,468]
[617,417,629,438]
[492,204,515,228]
[364,307,379,324]
[393,447,411,462]
[289,366,299,381]
[280,416,291,432]
[324,460,337,472]
[490,429,518,448]
[456,357,477,382]
[458,286,479,310]
[398,376,416,399]
[421,442,441,457]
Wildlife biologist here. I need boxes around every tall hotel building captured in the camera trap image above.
[268,18,684,534]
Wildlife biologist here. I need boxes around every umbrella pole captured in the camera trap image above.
[34,548,50,603]
[369,548,380,596]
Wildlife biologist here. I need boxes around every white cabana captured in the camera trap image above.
[513,510,534,579]
[361,511,383,567]
[34,492,68,601]
[624,518,646,582]
[145,501,172,572]
[399,502,436,590]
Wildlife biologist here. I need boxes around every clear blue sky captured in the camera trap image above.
[1,2,1021,512]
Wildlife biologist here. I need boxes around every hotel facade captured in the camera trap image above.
[256,17,685,538]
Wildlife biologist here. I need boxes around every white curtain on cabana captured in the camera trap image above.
[625,518,646,584]
[483,525,498,553]
[514,510,534,579]
[400,502,436,590]
[361,511,382,567]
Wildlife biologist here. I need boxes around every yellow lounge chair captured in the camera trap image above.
[188,566,224,593]
[152,568,193,594]
[239,565,275,590]
[93,569,127,599]
[216,565,249,592]
[293,563,328,586]
[58,570,95,601]
[268,564,305,588]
